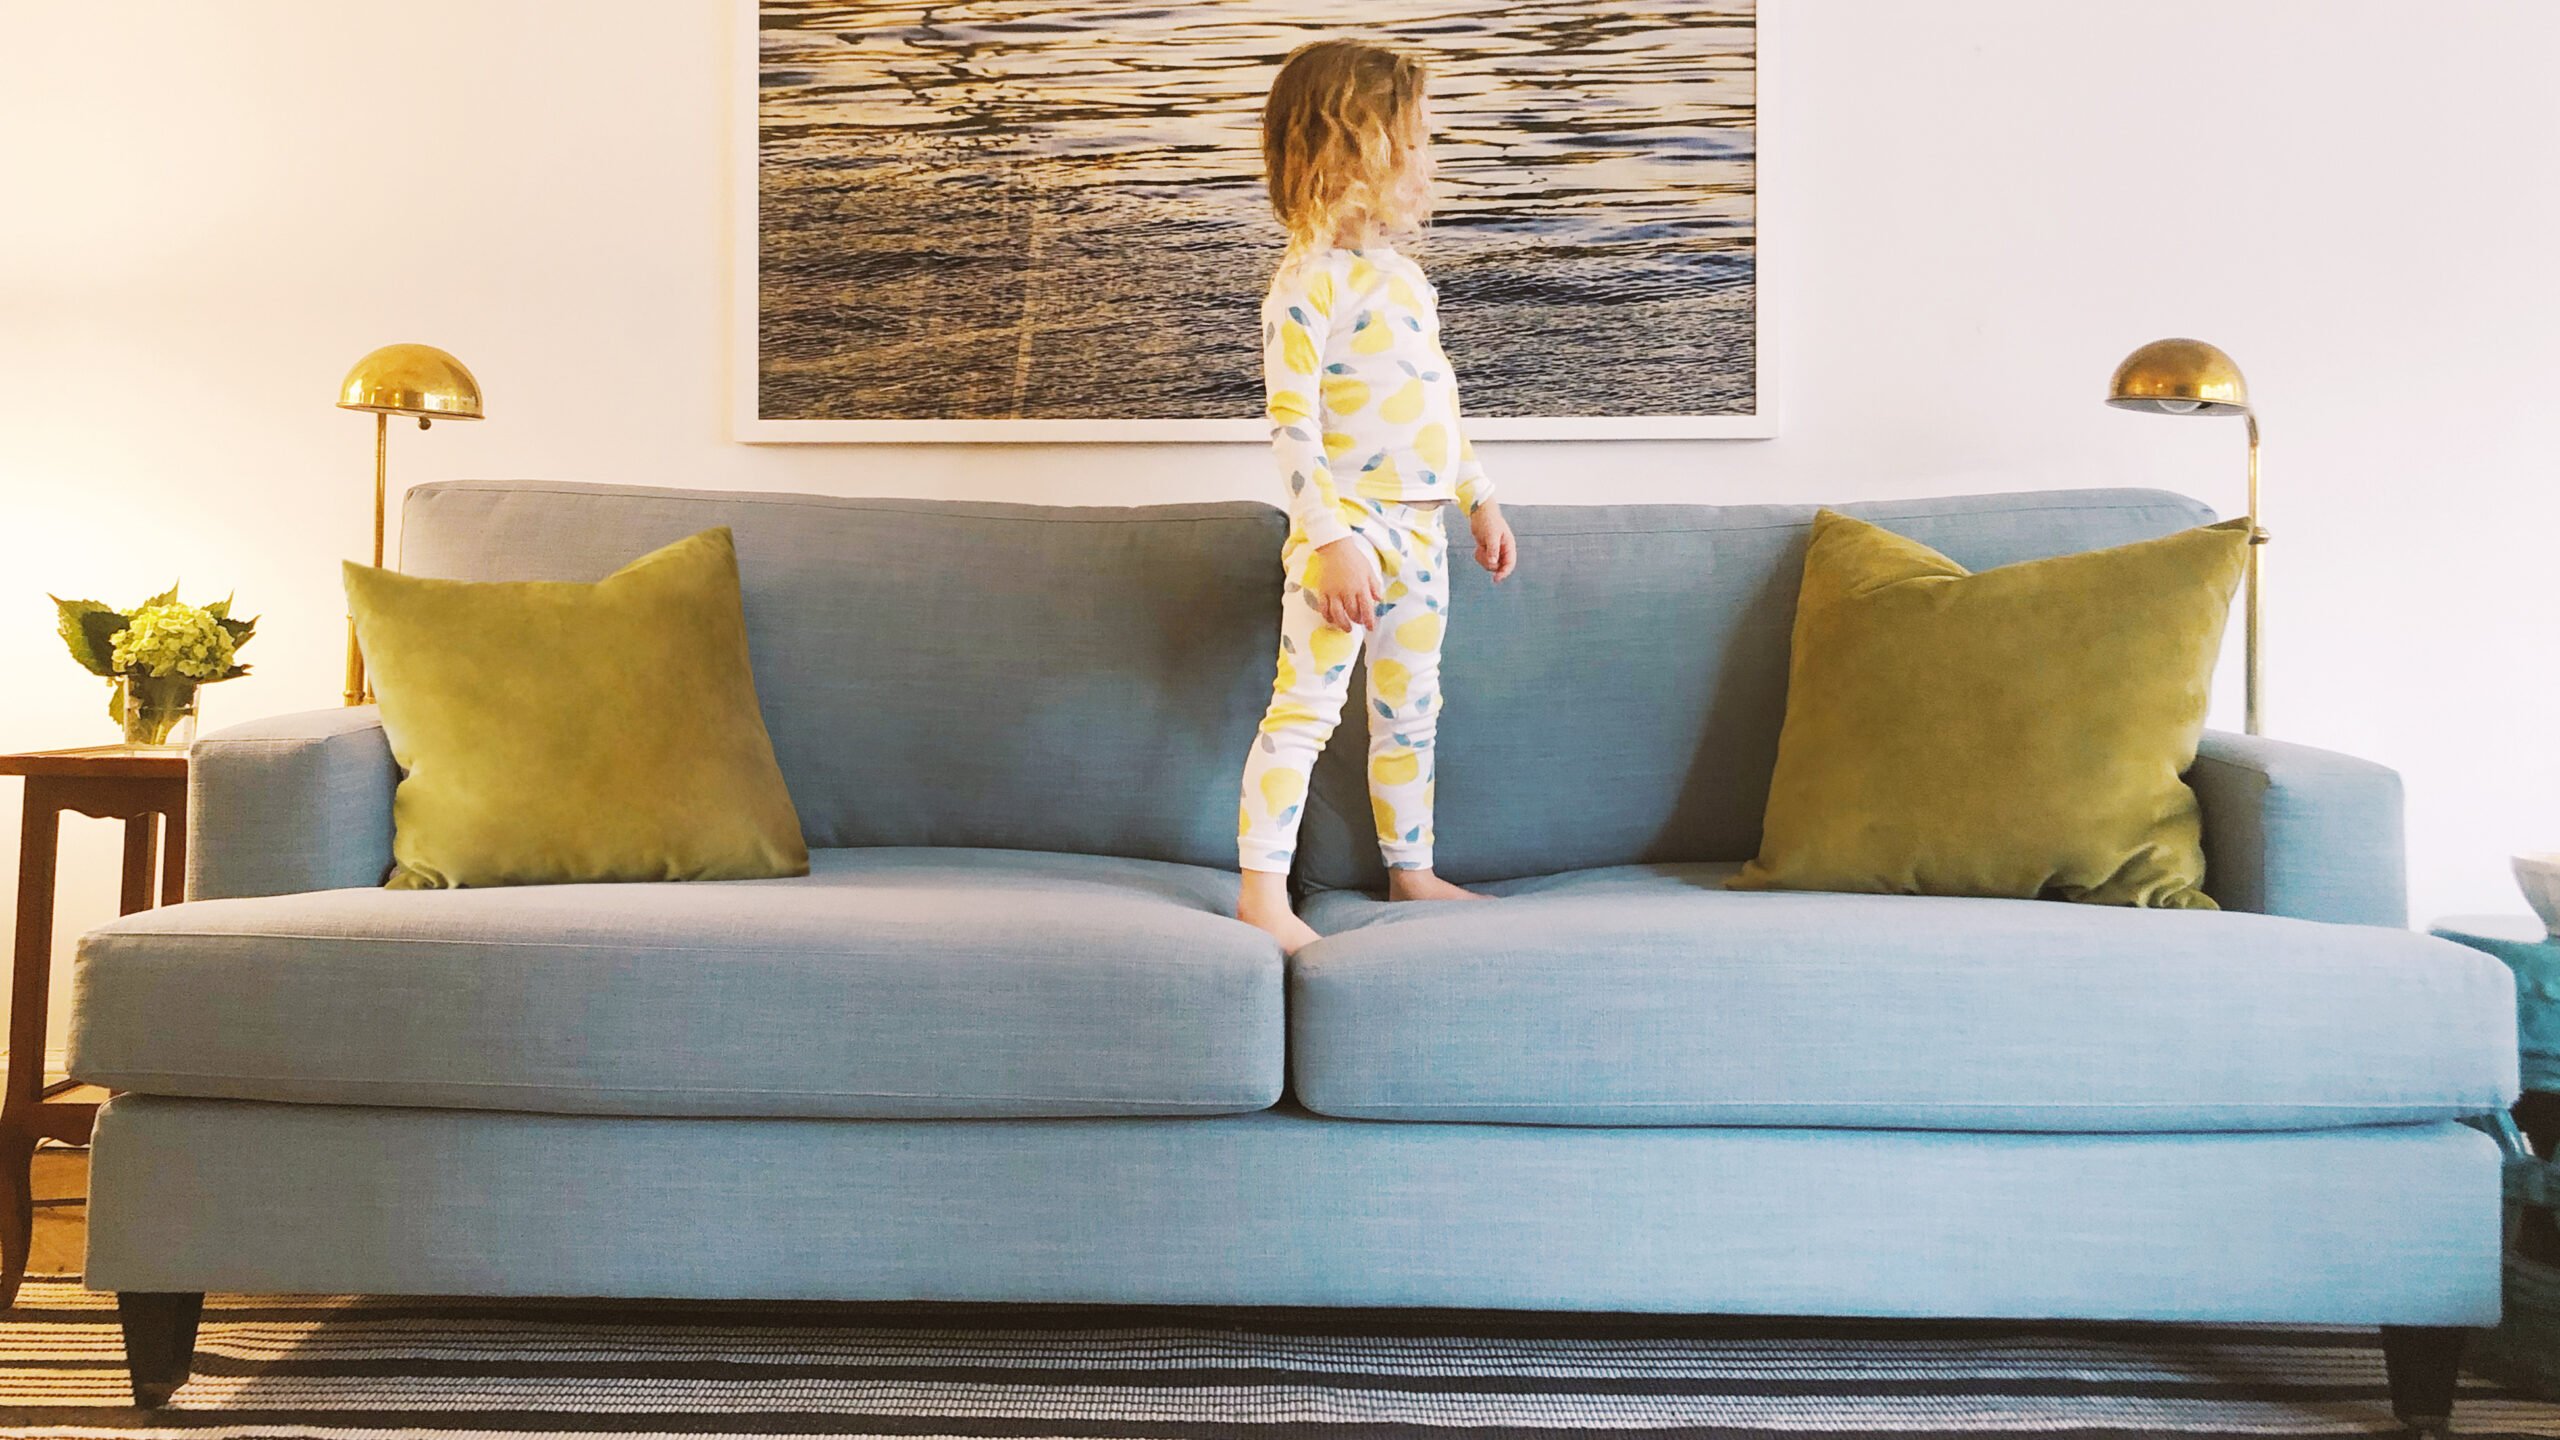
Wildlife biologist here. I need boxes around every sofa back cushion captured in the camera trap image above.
[401,481,1285,869]
[1294,489,2217,891]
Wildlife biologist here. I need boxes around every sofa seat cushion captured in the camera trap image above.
[1294,865,2517,1130]
[72,848,1282,1119]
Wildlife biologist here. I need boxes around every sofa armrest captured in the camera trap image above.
[2187,729,2407,926]
[186,707,397,900]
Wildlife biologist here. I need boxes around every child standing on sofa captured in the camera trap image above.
[1234,38,1519,954]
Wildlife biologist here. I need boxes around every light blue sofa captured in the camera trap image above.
[70,481,2518,1425]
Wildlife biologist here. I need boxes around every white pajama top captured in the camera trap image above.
[1261,244,1496,550]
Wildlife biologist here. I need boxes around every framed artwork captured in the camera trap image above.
[735,1,1763,442]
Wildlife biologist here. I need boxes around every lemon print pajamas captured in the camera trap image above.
[1237,245,1495,875]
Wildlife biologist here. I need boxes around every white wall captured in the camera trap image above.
[4,1,2555,1061]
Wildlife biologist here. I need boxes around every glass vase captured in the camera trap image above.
[118,676,200,750]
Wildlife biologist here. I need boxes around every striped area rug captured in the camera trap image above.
[3,1278,2558,1439]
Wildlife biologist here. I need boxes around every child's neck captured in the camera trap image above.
[1328,219,1392,253]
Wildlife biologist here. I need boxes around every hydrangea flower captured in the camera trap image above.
[110,602,238,681]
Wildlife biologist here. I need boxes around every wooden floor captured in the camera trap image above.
[27,1083,109,1278]
[29,1146,86,1276]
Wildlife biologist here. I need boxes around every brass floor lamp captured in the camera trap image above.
[2106,338,2263,735]
[335,344,484,705]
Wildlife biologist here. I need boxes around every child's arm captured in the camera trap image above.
[1453,427,1517,582]
[1263,267,1356,552]
[1452,431,1496,517]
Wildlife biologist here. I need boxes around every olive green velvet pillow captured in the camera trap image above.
[1730,510,2250,908]
[346,527,808,890]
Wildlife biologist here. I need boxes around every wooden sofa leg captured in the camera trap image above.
[116,1292,201,1408]
[2380,1325,2466,1436]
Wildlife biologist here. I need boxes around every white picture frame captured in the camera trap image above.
[729,0,1773,443]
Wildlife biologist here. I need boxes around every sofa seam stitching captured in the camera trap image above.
[84,931,1254,957]
[77,1068,1275,1104]
[1298,1098,2502,1111]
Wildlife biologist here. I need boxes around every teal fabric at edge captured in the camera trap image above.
[2433,915,2560,1093]
[84,1096,2502,1325]
[1293,865,2518,1129]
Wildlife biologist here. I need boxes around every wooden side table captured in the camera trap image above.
[0,748,188,1307]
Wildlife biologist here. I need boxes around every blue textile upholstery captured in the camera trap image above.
[1295,489,2218,891]
[400,483,1286,871]
[74,849,1281,1119]
[1294,864,2517,1129]
[185,707,396,901]
[85,1096,2501,1325]
[2189,730,2408,925]
[71,480,2512,1344]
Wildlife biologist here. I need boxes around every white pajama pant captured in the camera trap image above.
[1238,500,1451,874]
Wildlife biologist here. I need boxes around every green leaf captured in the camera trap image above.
[105,679,125,726]
[216,664,251,681]
[218,615,256,648]
[51,596,118,676]
[143,582,179,610]
[80,610,128,676]
[208,593,232,620]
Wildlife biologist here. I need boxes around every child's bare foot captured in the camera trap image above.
[1238,870,1322,954]
[1387,868,1491,902]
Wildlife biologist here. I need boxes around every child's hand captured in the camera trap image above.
[1471,502,1518,582]
[1306,536,1384,631]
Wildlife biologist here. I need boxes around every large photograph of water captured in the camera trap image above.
[754,1,1756,428]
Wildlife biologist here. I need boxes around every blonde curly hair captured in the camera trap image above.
[1262,38,1431,256]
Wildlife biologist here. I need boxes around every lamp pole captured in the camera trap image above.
[343,412,388,707]
[2105,337,2261,736]
[2243,411,2263,737]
